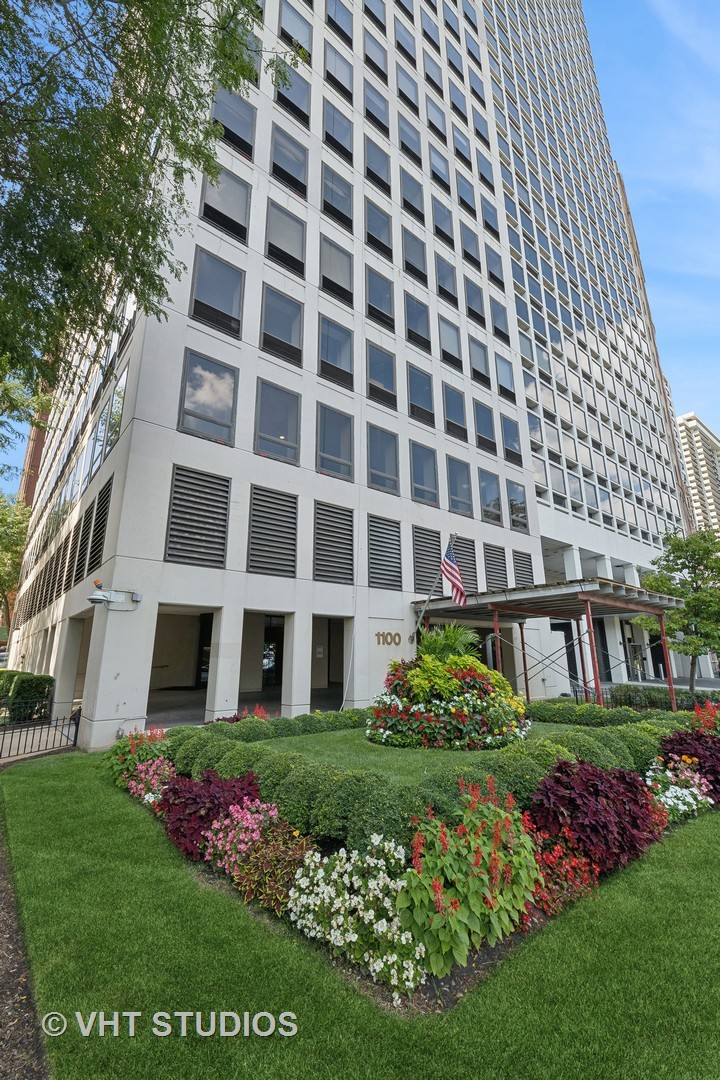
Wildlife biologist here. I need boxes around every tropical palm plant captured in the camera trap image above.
[417,623,480,662]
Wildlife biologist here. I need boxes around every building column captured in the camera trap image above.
[596,556,628,683]
[281,609,313,716]
[204,605,245,724]
[563,545,583,581]
[79,600,158,750]
[50,617,85,720]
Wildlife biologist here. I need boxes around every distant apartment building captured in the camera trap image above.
[677,413,720,535]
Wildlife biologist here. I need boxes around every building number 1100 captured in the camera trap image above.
[375,631,403,646]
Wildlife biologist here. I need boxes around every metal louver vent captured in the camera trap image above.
[53,535,71,603]
[64,520,82,592]
[314,503,354,584]
[413,526,442,594]
[165,466,230,568]
[484,544,508,591]
[512,550,534,587]
[247,486,297,577]
[86,478,113,574]
[368,516,402,591]
[453,536,478,593]
[73,504,95,586]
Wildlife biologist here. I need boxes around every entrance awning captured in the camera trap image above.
[412,577,684,711]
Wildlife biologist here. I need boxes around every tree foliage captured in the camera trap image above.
[0,0,291,391]
[417,622,481,662]
[0,493,31,628]
[635,530,720,692]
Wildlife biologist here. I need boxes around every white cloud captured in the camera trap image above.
[645,0,720,74]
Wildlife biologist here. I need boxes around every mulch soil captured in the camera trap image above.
[0,814,49,1079]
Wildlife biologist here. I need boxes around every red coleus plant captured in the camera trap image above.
[529,759,667,874]
[660,729,720,800]
[157,769,260,860]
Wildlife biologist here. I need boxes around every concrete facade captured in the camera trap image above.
[10,0,692,746]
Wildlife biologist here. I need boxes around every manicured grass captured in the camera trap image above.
[267,721,572,780]
[1,754,719,1079]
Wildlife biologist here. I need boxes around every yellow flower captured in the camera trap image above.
[292,830,300,837]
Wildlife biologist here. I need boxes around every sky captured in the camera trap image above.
[584,0,720,432]
[2,0,718,495]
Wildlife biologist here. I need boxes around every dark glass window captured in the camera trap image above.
[255,380,300,462]
[367,342,396,406]
[479,468,502,524]
[410,441,439,503]
[319,316,353,388]
[366,267,395,328]
[405,293,431,351]
[447,456,472,514]
[474,399,496,453]
[266,201,306,276]
[317,404,353,479]
[443,384,467,441]
[271,126,308,196]
[261,285,303,364]
[368,424,399,492]
[322,165,353,230]
[202,169,250,242]
[213,89,256,157]
[180,350,237,444]
[408,363,434,425]
[190,249,244,337]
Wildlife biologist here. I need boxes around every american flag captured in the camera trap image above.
[441,539,467,606]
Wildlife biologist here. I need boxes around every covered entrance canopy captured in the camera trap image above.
[412,577,685,711]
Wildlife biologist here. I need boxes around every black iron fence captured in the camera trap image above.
[569,684,720,712]
[0,702,79,762]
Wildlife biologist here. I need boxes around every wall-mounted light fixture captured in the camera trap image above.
[87,580,142,609]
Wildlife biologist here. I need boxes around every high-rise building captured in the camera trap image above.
[677,413,720,535]
[10,0,694,747]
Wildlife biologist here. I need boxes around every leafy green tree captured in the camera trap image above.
[0,493,31,630]
[0,0,293,392]
[0,371,50,482]
[634,530,720,692]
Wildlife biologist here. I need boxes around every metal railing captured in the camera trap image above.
[0,703,79,761]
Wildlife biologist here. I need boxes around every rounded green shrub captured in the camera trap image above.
[345,782,421,850]
[190,738,236,779]
[520,737,576,772]
[274,763,341,834]
[214,742,272,780]
[586,728,635,770]
[254,752,312,803]
[297,714,331,734]
[225,718,272,742]
[574,703,608,726]
[479,754,546,809]
[267,717,303,738]
[173,733,211,776]
[610,725,661,773]
[164,726,202,756]
[544,730,619,770]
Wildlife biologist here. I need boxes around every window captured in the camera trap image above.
[325,42,353,99]
[277,67,311,125]
[365,0,386,31]
[439,317,461,368]
[397,64,419,110]
[474,345,505,407]
[474,400,496,452]
[105,369,127,456]
[507,484,528,531]
[364,79,389,131]
[461,221,481,267]
[501,414,522,464]
[317,404,353,479]
[426,97,447,139]
[443,384,467,440]
[490,298,510,342]
[485,245,504,287]
[402,228,427,283]
[366,267,394,328]
[405,293,431,351]
[400,168,424,221]
[449,82,467,119]
[367,342,396,406]
[410,442,439,504]
[319,316,353,387]
[266,201,306,276]
[430,146,450,189]
[456,171,476,215]
[179,350,237,444]
[495,353,515,399]
[202,169,250,243]
[465,277,484,324]
[395,17,416,62]
[435,254,457,305]
[327,0,353,44]
[482,196,499,236]
[213,89,256,157]
[320,236,353,305]
[365,135,391,192]
[447,457,472,514]
[408,364,434,424]
[424,49,443,92]
[271,126,308,196]
[261,285,303,364]
[472,105,489,143]
[421,10,440,51]
[432,197,454,245]
[398,114,422,163]
[324,100,353,161]
[365,198,392,257]
[367,425,399,492]
[479,469,502,524]
[452,125,471,165]
[365,30,388,80]
[255,380,300,462]
[190,249,244,337]
[477,149,494,188]
[322,165,353,230]
[279,1,312,56]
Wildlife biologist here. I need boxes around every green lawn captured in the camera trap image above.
[266,721,571,780]
[1,752,719,1079]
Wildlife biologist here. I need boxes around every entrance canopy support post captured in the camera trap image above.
[492,608,503,674]
[575,618,591,703]
[518,622,530,701]
[658,613,678,712]
[583,597,604,706]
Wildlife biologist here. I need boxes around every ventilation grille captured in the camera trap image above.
[64,520,82,593]
[484,544,508,591]
[53,535,70,603]
[413,526,442,594]
[368,516,402,591]
[73,505,95,585]
[453,536,478,593]
[247,486,297,577]
[86,478,113,574]
[512,550,534,588]
[165,466,230,568]
[314,503,354,583]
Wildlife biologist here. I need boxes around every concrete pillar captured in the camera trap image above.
[50,617,85,720]
[595,556,627,683]
[281,609,313,716]
[204,605,245,724]
[563,545,583,581]
[79,600,158,750]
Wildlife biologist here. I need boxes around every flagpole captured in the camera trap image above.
[414,533,457,639]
